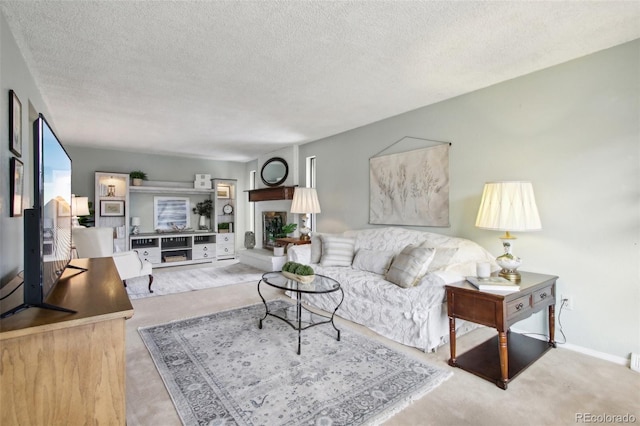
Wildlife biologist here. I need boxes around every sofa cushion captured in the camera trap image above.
[352,249,395,275]
[385,245,435,288]
[320,235,356,267]
[310,233,324,264]
[422,247,459,272]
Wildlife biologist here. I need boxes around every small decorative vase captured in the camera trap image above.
[244,231,255,249]
[273,246,285,256]
[199,215,207,230]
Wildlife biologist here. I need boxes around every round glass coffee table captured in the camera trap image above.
[258,271,344,355]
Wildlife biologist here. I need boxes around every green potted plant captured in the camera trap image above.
[192,199,213,229]
[278,223,297,237]
[218,222,230,233]
[129,170,148,186]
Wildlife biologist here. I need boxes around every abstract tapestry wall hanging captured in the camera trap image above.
[369,140,449,227]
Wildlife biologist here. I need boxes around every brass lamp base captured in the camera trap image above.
[499,269,521,283]
[299,234,310,241]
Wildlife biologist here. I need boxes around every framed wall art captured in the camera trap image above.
[9,90,22,157]
[100,200,125,217]
[10,157,23,217]
[369,141,450,227]
[154,197,190,230]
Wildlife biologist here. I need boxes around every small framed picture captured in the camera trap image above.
[9,90,22,157]
[217,184,230,199]
[100,200,125,217]
[10,157,23,217]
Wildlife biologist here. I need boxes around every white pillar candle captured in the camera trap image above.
[476,262,491,278]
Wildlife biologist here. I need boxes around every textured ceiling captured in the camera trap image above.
[2,1,639,162]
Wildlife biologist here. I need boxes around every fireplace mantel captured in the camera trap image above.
[246,185,298,202]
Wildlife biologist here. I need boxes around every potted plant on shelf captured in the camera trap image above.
[218,222,230,233]
[192,199,213,230]
[129,170,148,186]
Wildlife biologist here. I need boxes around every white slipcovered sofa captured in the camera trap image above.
[287,227,499,352]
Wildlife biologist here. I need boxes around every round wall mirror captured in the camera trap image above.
[261,157,289,187]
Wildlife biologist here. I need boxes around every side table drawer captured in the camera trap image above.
[507,295,531,319]
[533,285,554,307]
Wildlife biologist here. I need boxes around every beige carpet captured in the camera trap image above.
[126,278,640,426]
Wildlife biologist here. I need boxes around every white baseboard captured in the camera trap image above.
[511,327,630,367]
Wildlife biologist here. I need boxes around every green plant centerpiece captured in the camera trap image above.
[129,170,148,186]
[281,261,315,284]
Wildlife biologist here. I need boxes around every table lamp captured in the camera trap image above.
[290,187,321,241]
[71,195,90,228]
[475,181,541,282]
[131,217,141,235]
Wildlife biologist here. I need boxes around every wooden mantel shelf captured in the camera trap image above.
[246,185,298,202]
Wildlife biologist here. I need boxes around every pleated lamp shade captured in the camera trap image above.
[290,188,321,214]
[475,181,541,235]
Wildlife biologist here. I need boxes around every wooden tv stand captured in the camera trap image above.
[0,257,133,425]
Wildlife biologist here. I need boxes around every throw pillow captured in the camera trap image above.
[385,245,435,288]
[310,233,324,264]
[320,235,356,267]
[351,249,395,275]
[421,246,459,271]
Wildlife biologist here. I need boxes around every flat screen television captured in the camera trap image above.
[1,114,81,318]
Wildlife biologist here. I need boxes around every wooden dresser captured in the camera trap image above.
[0,257,134,425]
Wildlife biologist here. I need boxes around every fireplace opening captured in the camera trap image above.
[262,211,287,249]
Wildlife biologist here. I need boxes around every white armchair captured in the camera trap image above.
[73,227,154,293]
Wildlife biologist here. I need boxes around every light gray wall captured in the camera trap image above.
[298,40,639,360]
[0,10,53,286]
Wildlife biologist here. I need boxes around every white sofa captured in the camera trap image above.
[287,227,499,352]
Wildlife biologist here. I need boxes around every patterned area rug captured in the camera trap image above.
[125,262,264,299]
[138,300,452,425]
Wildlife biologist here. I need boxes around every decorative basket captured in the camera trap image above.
[281,270,315,284]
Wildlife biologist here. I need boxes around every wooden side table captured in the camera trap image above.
[275,237,311,254]
[446,271,558,390]
[275,237,311,247]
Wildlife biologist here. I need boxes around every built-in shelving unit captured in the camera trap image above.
[129,182,215,195]
[94,172,129,252]
[130,231,217,268]
[126,178,237,263]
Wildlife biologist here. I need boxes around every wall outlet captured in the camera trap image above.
[631,353,640,373]
[561,294,574,310]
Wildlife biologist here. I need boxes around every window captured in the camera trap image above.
[249,170,256,232]
[306,156,316,232]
